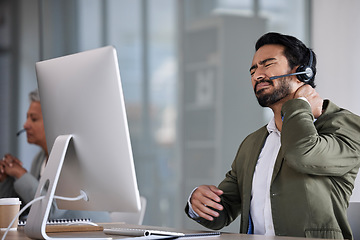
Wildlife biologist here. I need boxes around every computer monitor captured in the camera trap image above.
[24,46,141,239]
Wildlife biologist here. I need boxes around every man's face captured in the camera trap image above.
[250,44,299,107]
[23,101,46,147]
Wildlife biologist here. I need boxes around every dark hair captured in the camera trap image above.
[255,32,316,88]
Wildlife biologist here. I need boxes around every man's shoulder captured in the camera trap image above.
[241,125,268,146]
[232,125,268,164]
[249,124,268,137]
[319,100,360,123]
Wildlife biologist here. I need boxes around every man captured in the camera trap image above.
[0,89,110,222]
[185,32,360,239]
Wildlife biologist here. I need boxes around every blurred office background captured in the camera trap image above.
[1,0,359,232]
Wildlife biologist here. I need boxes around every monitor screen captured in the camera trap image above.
[30,46,141,218]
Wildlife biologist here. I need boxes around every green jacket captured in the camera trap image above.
[190,99,360,239]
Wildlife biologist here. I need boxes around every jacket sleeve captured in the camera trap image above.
[281,99,360,176]
[183,163,240,230]
[14,173,39,203]
[184,139,250,231]
[0,177,18,198]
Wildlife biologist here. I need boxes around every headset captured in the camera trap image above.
[269,49,314,83]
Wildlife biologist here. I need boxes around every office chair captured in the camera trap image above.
[347,201,360,240]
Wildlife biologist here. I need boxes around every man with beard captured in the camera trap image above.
[185,32,360,240]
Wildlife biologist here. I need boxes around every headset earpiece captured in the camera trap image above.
[295,49,314,83]
[269,48,315,82]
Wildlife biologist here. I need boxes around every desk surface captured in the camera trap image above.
[0,223,333,240]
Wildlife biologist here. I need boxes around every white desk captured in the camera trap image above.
[0,223,335,240]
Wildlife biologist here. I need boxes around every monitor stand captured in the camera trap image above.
[23,135,108,240]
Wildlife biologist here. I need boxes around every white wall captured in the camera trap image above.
[312,0,360,115]
[312,0,360,201]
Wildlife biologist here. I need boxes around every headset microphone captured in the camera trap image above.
[16,129,26,136]
[269,49,314,83]
[269,67,313,80]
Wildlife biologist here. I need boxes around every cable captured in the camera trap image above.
[54,190,88,202]
[1,191,88,240]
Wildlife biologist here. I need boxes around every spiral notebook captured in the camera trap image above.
[18,218,92,226]
[18,218,103,232]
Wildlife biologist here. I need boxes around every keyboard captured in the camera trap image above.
[103,227,184,237]
[103,227,220,238]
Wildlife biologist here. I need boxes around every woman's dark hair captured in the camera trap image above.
[255,32,316,88]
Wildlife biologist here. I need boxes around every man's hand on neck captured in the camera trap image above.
[294,84,324,118]
[269,84,323,132]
